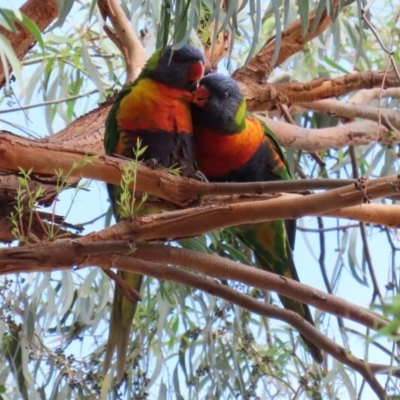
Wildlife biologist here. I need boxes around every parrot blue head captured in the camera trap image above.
[192,73,246,133]
[144,44,205,92]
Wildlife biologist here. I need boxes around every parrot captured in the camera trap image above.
[103,44,205,380]
[191,73,323,364]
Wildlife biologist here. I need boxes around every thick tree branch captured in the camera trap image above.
[85,177,400,244]
[2,130,400,245]
[325,203,400,228]
[0,131,356,206]
[34,76,400,155]
[241,69,400,112]
[0,0,59,88]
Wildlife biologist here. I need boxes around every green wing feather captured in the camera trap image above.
[234,117,323,363]
[103,49,163,381]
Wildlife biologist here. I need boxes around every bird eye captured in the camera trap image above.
[172,53,181,62]
[225,91,231,98]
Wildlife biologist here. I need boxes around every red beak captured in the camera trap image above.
[187,61,205,82]
[193,85,210,108]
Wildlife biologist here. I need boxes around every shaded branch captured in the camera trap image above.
[349,88,400,105]
[112,257,385,398]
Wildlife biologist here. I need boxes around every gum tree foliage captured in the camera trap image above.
[0,0,400,399]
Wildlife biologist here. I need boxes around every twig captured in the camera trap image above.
[102,269,141,302]
[350,137,384,305]
[0,90,98,114]
[298,223,360,233]
[317,217,347,341]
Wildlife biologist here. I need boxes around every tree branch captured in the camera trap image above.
[241,69,400,112]
[261,117,397,152]
[233,0,340,83]
[0,241,391,333]
[0,130,356,206]
[349,87,400,105]
[298,98,400,131]
[0,0,59,88]
[97,0,146,83]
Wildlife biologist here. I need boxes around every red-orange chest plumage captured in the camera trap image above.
[115,78,193,154]
[194,115,265,178]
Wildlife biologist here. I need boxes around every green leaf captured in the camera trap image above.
[0,34,22,87]
[52,0,75,29]
[298,0,310,34]
[0,9,17,32]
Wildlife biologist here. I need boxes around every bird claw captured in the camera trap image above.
[143,158,159,169]
[190,170,208,182]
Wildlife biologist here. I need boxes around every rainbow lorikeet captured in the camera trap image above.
[191,74,323,363]
[103,44,205,380]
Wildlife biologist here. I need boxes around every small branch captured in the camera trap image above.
[360,223,384,305]
[349,87,400,105]
[261,117,398,152]
[98,0,146,83]
[0,90,98,114]
[298,99,400,132]
[199,0,236,73]
[298,223,360,233]
[103,269,141,302]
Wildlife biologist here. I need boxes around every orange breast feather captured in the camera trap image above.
[117,78,193,135]
[195,115,265,178]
